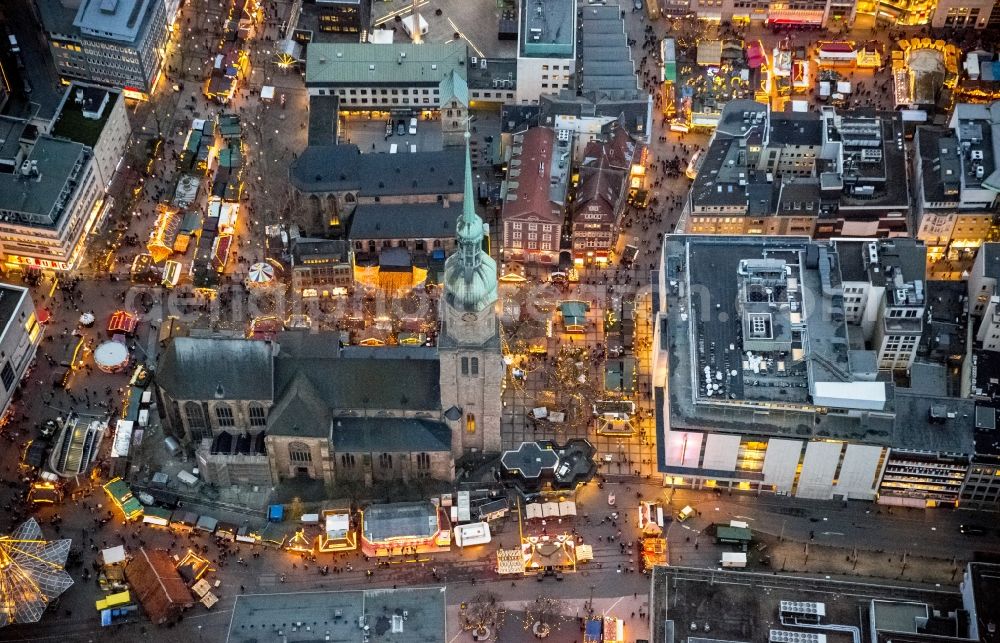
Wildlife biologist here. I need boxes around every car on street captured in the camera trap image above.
[409,117,418,135]
[396,120,406,136]
[959,524,987,535]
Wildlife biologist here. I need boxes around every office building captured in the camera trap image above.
[540,3,651,144]
[913,125,995,262]
[660,0,856,26]
[0,284,42,418]
[290,238,353,298]
[515,0,575,104]
[308,0,371,34]
[836,239,927,371]
[969,244,1000,350]
[651,235,974,503]
[683,101,910,239]
[227,587,447,643]
[0,84,127,271]
[304,41,467,112]
[36,0,169,98]
[501,127,569,265]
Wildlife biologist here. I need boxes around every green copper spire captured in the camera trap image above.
[443,130,498,312]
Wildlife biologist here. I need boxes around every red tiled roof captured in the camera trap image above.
[502,128,562,223]
[125,548,194,625]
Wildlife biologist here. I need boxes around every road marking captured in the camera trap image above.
[733,515,755,521]
[820,531,844,536]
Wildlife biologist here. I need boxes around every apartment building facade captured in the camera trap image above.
[501,127,568,265]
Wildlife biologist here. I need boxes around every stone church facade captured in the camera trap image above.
[155,135,501,488]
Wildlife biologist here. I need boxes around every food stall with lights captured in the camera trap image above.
[317,508,357,552]
[360,501,451,557]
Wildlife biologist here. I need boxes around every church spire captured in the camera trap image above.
[442,129,498,313]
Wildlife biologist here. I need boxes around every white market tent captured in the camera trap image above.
[260,86,275,101]
[525,503,543,520]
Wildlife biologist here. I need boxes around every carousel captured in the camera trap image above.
[245,262,276,288]
[94,341,130,373]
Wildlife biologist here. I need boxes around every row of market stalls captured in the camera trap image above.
[203,0,259,103]
[142,114,245,287]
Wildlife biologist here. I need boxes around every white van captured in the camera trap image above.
[676,505,694,522]
[389,144,398,154]
[408,117,418,135]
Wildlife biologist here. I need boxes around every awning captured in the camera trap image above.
[496,548,523,575]
[107,310,138,334]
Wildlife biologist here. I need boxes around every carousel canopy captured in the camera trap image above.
[246,262,275,285]
[94,341,130,371]
[0,518,74,627]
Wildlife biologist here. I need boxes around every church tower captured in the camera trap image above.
[438,131,504,456]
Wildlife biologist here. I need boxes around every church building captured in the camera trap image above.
[154,134,502,487]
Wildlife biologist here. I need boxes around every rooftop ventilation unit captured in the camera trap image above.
[769,631,826,643]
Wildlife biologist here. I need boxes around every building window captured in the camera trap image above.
[415,452,431,478]
[466,413,476,433]
[0,362,14,391]
[340,453,356,468]
[379,453,393,469]
[249,402,267,427]
[471,357,479,375]
[461,357,469,375]
[215,404,235,427]
[185,401,206,433]
[289,441,312,463]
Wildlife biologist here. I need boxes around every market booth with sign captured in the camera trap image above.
[360,501,450,557]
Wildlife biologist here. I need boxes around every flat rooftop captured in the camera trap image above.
[967,563,1000,643]
[661,235,897,445]
[519,0,574,59]
[0,117,28,162]
[305,42,466,86]
[0,284,28,330]
[227,587,447,642]
[73,0,155,42]
[51,85,120,148]
[0,137,87,227]
[578,5,637,95]
[651,567,965,643]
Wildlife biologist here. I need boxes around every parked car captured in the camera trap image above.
[408,117,418,135]
[396,120,406,136]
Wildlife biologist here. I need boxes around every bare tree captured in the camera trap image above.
[524,595,565,639]
[461,592,506,641]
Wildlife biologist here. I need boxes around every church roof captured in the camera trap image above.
[274,333,441,412]
[331,417,451,452]
[157,337,273,400]
[267,372,331,438]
